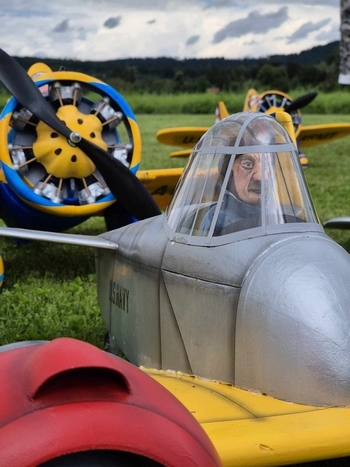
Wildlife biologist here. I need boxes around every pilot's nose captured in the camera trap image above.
[251,162,262,180]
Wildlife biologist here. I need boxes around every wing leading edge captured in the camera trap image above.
[148,369,350,466]
[0,227,117,249]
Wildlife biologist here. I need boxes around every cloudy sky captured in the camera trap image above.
[0,0,341,61]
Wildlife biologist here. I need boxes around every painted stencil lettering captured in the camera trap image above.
[110,280,129,312]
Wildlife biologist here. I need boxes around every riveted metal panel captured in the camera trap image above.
[159,272,192,374]
[161,231,304,287]
[101,216,169,369]
[235,234,350,406]
[102,215,167,269]
[109,254,162,368]
[95,248,115,332]
[162,269,240,383]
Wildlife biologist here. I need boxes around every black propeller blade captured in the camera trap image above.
[0,49,71,140]
[284,92,317,114]
[77,137,161,220]
[0,49,161,221]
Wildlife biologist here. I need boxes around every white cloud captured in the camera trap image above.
[0,0,341,61]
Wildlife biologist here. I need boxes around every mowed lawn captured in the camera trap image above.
[0,111,350,467]
[1,113,350,348]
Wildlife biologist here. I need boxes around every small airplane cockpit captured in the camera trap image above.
[166,112,320,245]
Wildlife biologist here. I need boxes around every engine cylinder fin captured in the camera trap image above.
[94,99,107,116]
[92,172,107,188]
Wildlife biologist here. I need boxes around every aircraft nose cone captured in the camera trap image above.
[235,234,350,406]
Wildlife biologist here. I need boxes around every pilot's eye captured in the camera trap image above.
[241,160,254,170]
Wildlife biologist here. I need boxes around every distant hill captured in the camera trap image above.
[267,40,339,67]
[13,41,339,82]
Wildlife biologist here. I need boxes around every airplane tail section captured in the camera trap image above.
[215,101,229,122]
[243,88,260,111]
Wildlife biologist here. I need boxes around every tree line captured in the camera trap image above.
[10,40,341,95]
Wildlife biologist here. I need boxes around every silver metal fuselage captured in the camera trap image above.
[97,215,350,407]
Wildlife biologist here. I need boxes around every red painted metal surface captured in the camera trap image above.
[0,338,223,467]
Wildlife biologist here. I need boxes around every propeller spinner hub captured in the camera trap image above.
[32,105,107,179]
[69,131,82,145]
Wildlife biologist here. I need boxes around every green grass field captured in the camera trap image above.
[1,112,350,466]
[1,112,350,349]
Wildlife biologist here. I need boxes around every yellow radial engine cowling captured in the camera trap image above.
[0,68,142,218]
[33,106,107,179]
[251,90,302,138]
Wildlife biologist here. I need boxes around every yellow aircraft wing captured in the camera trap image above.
[156,127,208,148]
[156,102,228,151]
[147,369,350,467]
[137,168,183,211]
[298,123,350,148]
[170,149,193,158]
[156,122,350,154]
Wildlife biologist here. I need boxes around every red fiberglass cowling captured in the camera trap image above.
[0,337,223,467]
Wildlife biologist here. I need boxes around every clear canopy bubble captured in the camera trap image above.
[166,112,319,245]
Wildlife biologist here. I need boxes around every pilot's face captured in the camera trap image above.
[232,153,268,205]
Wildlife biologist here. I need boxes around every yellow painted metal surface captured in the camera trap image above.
[274,111,298,147]
[217,101,229,119]
[27,62,53,77]
[22,197,113,216]
[0,167,6,184]
[0,112,13,167]
[137,168,183,210]
[128,117,142,171]
[31,70,105,85]
[156,127,207,148]
[243,88,259,111]
[33,105,103,179]
[298,123,350,148]
[147,369,350,466]
[169,149,192,158]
